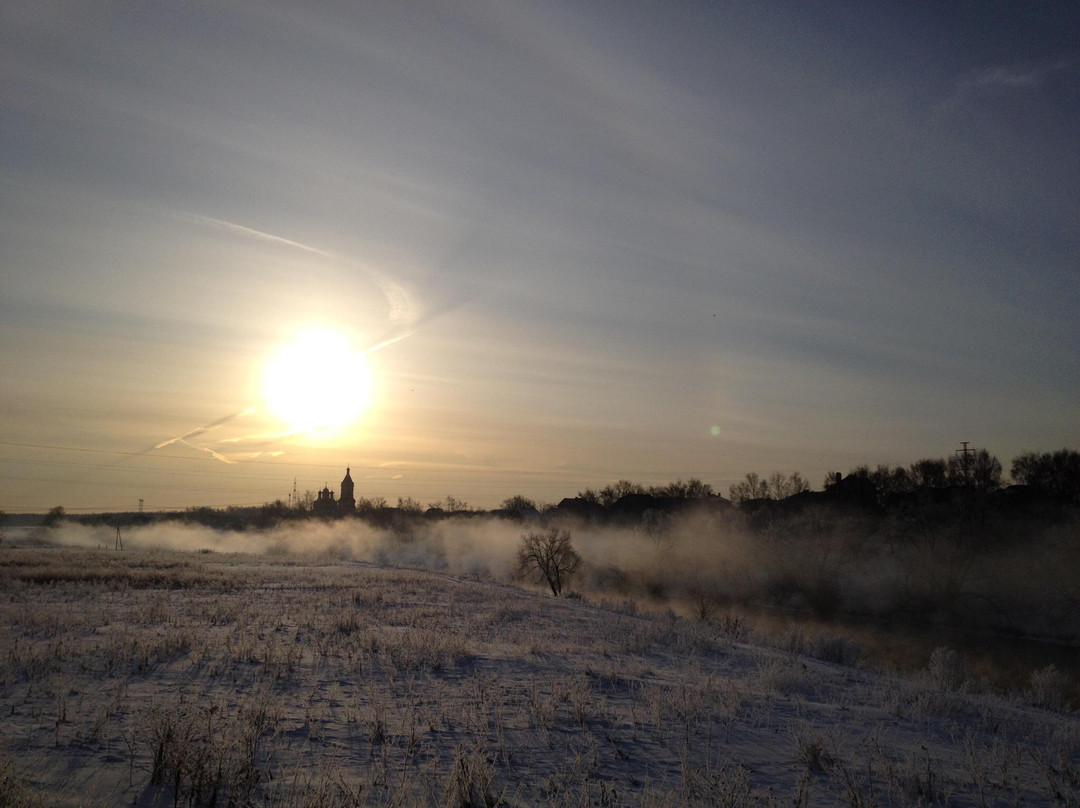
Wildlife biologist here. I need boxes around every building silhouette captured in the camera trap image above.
[312,468,355,516]
[313,484,336,516]
[339,467,355,513]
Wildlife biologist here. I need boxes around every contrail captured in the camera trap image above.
[363,331,414,354]
[219,429,303,447]
[152,408,256,451]
[360,287,482,355]
[125,409,256,465]
[178,439,235,464]
[175,212,336,259]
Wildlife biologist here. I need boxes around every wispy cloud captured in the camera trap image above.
[945,57,1076,107]
[965,58,1073,90]
[177,211,421,329]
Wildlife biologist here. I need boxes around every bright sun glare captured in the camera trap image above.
[262,327,373,434]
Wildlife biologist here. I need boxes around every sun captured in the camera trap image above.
[262,327,374,434]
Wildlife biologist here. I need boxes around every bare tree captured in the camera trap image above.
[598,480,645,506]
[947,449,1002,491]
[517,528,581,596]
[397,496,423,513]
[730,471,808,503]
[909,458,948,488]
[296,490,315,512]
[356,496,387,512]
[868,465,914,499]
[649,478,714,499]
[443,495,469,512]
[767,472,787,500]
[1011,449,1080,498]
[767,471,809,500]
[500,494,538,519]
[728,472,769,504]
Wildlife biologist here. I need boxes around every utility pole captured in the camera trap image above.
[138,498,144,514]
[955,441,975,484]
[114,524,123,551]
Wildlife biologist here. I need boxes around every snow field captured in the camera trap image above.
[0,546,1076,807]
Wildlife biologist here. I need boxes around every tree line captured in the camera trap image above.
[726,448,1079,505]
[25,448,1079,534]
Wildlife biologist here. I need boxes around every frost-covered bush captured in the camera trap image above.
[1028,664,1070,711]
[927,646,965,690]
[809,633,863,666]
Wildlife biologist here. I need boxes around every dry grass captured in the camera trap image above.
[0,544,1076,807]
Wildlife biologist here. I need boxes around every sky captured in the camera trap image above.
[2,1,1078,513]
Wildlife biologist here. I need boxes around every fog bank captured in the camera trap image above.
[19,504,1080,645]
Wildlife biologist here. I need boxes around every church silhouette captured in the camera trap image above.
[313,467,355,515]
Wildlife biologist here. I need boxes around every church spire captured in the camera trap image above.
[339,466,355,513]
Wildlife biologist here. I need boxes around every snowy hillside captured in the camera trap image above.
[0,543,1076,806]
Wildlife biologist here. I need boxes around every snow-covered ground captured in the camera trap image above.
[0,539,1076,807]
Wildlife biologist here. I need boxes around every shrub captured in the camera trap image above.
[809,634,862,666]
[927,646,965,690]
[1028,664,1070,711]
[0,754,48,807]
